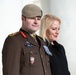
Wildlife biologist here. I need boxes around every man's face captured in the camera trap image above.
[22,16,41,33]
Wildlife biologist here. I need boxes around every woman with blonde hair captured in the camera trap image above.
[39,14,70,75]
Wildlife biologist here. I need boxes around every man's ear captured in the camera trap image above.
[22,16,25,20]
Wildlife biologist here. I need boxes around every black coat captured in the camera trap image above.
[46,41,70,75]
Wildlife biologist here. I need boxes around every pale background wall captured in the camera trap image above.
[48,1,76,75]
[0,0,35,75]
[0,0,76,75]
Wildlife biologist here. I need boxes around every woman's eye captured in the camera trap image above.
[51,27,60,30]
[51,28,56,30]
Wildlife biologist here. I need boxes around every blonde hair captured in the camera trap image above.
[39,14,61,41]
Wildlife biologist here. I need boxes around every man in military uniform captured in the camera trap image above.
[2,4,51,75]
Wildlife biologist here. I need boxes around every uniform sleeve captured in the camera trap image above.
[2,36,21,75]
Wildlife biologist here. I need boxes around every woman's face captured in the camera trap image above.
[46,20,60,42]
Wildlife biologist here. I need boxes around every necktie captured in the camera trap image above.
[30,34,37,42]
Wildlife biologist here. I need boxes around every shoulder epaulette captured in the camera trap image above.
[8,32,18,36]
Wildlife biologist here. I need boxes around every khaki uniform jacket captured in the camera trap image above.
[2,29,51,75]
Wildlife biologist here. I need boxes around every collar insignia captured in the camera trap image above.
[20,31,27,38]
